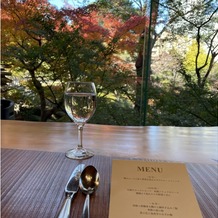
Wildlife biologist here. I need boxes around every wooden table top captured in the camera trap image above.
[1,121,218,218]
[1,120,218,164]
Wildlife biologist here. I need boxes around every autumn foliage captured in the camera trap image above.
[1,0,148,69]
[1,0,148,121]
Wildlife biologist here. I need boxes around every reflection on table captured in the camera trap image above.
[1,120,218,164]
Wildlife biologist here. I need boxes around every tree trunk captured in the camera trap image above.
[29,69,47,121]
[135,42,144,111]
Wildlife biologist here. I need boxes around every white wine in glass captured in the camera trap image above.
[64,81,97,159]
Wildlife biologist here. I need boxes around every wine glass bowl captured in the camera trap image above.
[64,82,97,159]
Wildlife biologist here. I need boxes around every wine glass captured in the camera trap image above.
[64,81,97,159]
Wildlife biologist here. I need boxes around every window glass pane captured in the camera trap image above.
[1,0,217,126]
[148,0,218,126]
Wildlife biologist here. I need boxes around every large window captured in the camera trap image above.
[1,0,218,126]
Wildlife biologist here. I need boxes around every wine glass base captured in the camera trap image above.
[65,148,94,160]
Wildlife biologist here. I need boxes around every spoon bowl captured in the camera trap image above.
[79,165,100,218]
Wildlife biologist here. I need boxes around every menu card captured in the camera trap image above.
[109,160,202,218]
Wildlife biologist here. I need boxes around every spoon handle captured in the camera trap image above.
[82,194,90,218]
[58,193,74,218]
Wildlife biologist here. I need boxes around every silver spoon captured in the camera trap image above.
[79,165,100,218]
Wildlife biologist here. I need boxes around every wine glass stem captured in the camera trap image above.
[77,124,83,149]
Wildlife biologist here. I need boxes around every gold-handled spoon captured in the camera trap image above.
[79,165,100,218]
